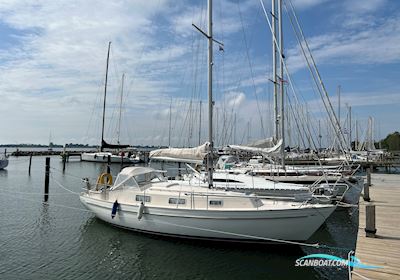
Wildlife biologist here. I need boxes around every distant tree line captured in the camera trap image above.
[380,131,400,151]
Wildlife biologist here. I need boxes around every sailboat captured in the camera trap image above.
[80,0,336,243]
[81,42,132,164]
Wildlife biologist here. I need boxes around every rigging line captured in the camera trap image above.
[283,2,329,151]
[259,0,312,148]
[259,0,323,163]
[268,4,321,152]
[286,95,307,148]
[260,0,332,179]
[285,0,349,155]
[85,80,104,145]
[236,0,266,139]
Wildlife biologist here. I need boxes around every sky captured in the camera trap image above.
[0,0,399,147]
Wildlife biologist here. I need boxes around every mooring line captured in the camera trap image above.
[50,174,81,195]
[351,271,372,280]
[49,167,97,181]
[0,189,77,196]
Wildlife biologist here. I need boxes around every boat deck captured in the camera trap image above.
[352,173,400,280]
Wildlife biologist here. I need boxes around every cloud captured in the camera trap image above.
[344,0,386,13]
[0,0,398,145]
[225,91,246,108]
[286,16,400,72]
[291,0,329,9]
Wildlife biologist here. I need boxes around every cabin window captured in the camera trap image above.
[209,200,223,206]
[169,198,186,205]
[136,195,151,203]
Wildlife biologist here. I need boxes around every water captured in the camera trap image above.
[0,155,358,279]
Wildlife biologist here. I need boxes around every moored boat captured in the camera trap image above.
[80,167,336,242]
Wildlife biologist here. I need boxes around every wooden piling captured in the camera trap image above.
[363,166,371,201]
[366,166,371,187]
[28,153,32,175]
[363,182,371,202]
[365,204,377,237]
[120,154,123,171]
[44,157,50,202]
[62,154,66,172]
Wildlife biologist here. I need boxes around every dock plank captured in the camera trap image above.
[352,173,400,280]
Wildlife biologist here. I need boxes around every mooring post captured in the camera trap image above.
[363,166,371,201]
[44,157,50,202]
[107,155,111,174]
[120,154,123,171]
[62,153,66,173]
[62,156,66,172]
[365,204,377,237]
[28,153,33,175]
[363,182,371,202]
[178,162,181,179]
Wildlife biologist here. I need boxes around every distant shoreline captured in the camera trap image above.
[0,144,97,148]
[0,144,167,149]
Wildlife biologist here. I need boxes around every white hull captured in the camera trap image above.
[80,194,334,242]
[81,152,133,163]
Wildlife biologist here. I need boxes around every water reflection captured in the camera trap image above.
[0,169,8,177]
[78,217,317,280]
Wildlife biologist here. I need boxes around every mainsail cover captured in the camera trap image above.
[149,142,209,164]
[246,137,275,148]
[101,139,130,150]
[228,139,283,155]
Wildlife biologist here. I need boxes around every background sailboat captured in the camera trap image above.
[81,42,132,163]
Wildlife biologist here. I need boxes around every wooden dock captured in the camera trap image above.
[352,173,400,280]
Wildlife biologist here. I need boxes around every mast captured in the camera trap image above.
[337,85,341,153]
[278,0,285,168]
[272,0,279,141]
[247,121,251,143]
[117,73,125,144]
[207,0,214,188]
[368,116,373,150]
[318,119,322,151]
[199,100,202,146]
[355,119,359,151]
[101,41,111,152]
[234,113,237,144]
[168,98,172,147]
[191,0,220,187]
[348,105,352,150]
